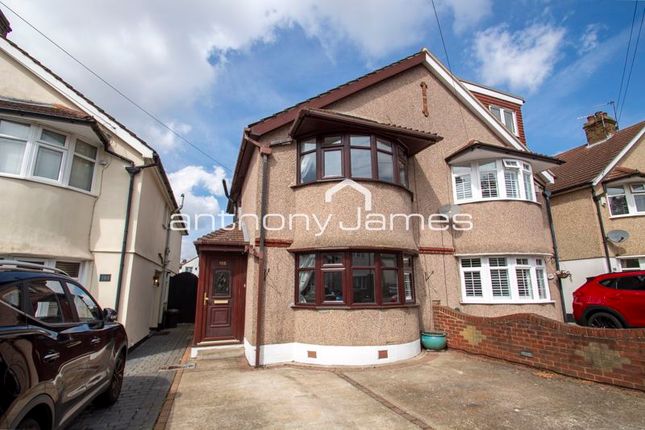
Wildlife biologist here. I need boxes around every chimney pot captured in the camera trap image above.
[583,111,617,145]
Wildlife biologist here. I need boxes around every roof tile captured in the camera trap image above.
[195,224,246,245]
[549,121,645,193]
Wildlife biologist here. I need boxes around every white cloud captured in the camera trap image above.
[578,23,603,54]
[2,1,433,115]
[443,0,492,34]
[473,23,565,93]
[168,164,229,257]
[145,121,192,152]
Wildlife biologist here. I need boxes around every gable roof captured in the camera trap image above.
[549,121,645,194]
[247,48,525,151]
[228,48,529,209]
[0,37,180,210]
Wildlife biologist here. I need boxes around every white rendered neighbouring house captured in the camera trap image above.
[0,14,186,346]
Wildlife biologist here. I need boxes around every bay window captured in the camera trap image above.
[0,119,30,175]
[0,118,99,192]
[459,256,550,303]
[607,183,645,217]
[451,159,536,203]
[298,134,409,187]
[295,251,415,307]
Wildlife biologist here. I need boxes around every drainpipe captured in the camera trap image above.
[115,163,157,314]
[543,189,568,323]
[244,131,271,368]
[592,188,612,272]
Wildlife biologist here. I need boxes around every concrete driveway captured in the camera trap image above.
[166,348,645,430]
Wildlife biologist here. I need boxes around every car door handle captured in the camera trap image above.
[43,352,60,362]
[90,337,101,345]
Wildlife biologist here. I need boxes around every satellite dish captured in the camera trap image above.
[607,230,630,244]
[438,204,461,219]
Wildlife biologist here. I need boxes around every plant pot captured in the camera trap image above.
[421,331,447,350]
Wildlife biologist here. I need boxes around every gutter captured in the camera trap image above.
[543,189,568,323]
[592,188,612,272]
[114,163,158,314]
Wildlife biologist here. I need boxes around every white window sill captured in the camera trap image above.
[0,172,98,197]
[460,300,555,305]
[455,197,540,206]
[609,212,645,219]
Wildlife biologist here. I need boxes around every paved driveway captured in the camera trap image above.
[70,324,193,430]
[167,348,645,430]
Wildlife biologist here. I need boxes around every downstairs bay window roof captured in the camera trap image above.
[0,97,110,148]
[289,108,443,156]
[445,140,563,173]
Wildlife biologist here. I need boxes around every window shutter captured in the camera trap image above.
[504,170,519,198]
[480,171,498,198]
[516,268,533,298]
[464,272,482,297]
[455,173,472,200]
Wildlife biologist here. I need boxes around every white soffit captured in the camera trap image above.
[461,81,525,106]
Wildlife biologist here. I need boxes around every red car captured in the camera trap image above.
[573,270,645,328]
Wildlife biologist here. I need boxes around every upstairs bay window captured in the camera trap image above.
[451,159,535,203]
[607,183,645,217]
[295,251,415,307]
[460,256,550,304]
[489,105,518,135]
[298,134,408,188]
[0,118,98,192]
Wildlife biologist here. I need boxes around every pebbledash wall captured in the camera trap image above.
[219,51,566,367]
[433,306,645,391]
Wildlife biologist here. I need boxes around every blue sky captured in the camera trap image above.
[2,0,644,257]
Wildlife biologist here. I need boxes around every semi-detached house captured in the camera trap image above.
[0,17,185,346]
[193,48,565,366]
[549,112,645,318]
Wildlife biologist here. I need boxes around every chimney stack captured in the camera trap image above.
[583,111,617,145]
[0,8,11,38]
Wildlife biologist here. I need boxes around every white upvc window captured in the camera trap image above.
[459,255,550,304]
[618,257,645,271]
[0,255,86,282]
[607,182,645,217]
[451,159,535,204]
[0,118,98,193]
[489,105,518,135]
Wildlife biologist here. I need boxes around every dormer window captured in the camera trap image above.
[489,105,517,135]
[452,159,535,203]
[297,133,409,188]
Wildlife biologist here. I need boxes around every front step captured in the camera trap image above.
[191,344,244,360]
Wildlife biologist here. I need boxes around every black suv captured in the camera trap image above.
[0,261,128,430]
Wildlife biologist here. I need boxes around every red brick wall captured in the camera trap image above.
[471,92,526,145]
[433,306,645,391]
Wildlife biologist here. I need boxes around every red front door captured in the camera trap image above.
[198,253,246,342]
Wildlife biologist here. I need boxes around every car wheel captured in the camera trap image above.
[587,312,624,328]
[16,417,41,430]
[94,353,125,407]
